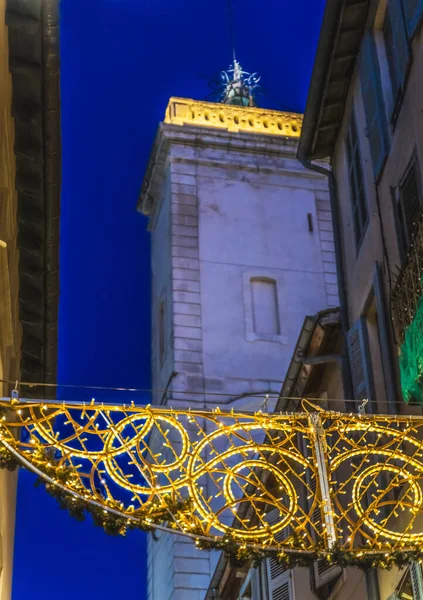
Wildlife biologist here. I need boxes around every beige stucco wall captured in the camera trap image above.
[0,0,20,597]
[331,2,423,596]
[333,3,423,414]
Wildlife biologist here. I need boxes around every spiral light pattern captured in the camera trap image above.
[1,400,423,556]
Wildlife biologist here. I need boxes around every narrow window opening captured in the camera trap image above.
[397,156,423,256]
[346,110,368,251]
[158,299,165,365]
[251,278,280,336]
[383,7,398,98]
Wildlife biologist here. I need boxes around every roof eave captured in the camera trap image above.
[298,0,370,163]
[7,0,61,397]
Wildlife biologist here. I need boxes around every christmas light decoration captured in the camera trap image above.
[1,399,423,568]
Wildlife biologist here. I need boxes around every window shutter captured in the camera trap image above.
[266,509,291,585]
[410,562,423,599]
[359,32,389,179]
[250,568,262,600]
[403,0,423,36]
[387,0,410,90]
[399,158,423,249]
[266,562,292,600]
[373,263,397,409]
[346,110,368,249]
[347,318,375,401]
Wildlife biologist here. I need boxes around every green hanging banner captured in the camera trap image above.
[399,291,423,403]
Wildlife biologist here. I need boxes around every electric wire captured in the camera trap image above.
[1,378,421,409]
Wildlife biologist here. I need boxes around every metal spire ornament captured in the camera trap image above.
[220,59,261,107]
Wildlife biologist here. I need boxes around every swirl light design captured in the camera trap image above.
[1,399,423,557]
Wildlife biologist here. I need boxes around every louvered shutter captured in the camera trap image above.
[410,562,423,599]
[387,0,410,91]
[359,32,389,179]
[266,509,291,587]
[347,318,375,401]
[266,561,292,600]
[251,567,262,600]
[403,0,423,36]
[399,158,423,249]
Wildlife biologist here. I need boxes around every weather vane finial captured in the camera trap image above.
[219,59,261,107]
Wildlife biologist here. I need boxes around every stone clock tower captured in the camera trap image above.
[138,87,337,600]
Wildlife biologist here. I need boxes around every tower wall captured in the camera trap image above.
[140,101,337,600]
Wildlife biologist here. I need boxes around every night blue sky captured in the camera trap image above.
[12,1,325,597]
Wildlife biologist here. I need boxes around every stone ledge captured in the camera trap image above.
[165,97,302,138]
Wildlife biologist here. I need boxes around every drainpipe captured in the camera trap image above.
[299,157,381,600]
[298,158,354,402]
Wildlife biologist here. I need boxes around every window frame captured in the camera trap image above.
[345,109,369,254]
[402,0,423,38]
[393,152,423,260]
[251,276,281,337]
[158,296,166,367]
[359,30,390,180]
[383,0,411,128]
[242,272,288,345]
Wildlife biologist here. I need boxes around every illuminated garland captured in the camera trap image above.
[2,399,423,570]
[0,443,190,536]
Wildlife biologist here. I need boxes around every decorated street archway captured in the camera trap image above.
[1,396,423,570]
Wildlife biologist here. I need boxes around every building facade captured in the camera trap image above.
[1,3,20,594]
[0,0,61,596]
[139,97,339,600]
[298,1,423,597]
[208,0,423,599]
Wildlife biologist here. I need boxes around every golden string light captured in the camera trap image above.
[1,399,423,562]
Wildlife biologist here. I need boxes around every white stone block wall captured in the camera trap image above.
[143,123,337,600]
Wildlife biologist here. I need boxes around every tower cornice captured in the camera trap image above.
[138,98,306,218]
[165,97,302,138]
